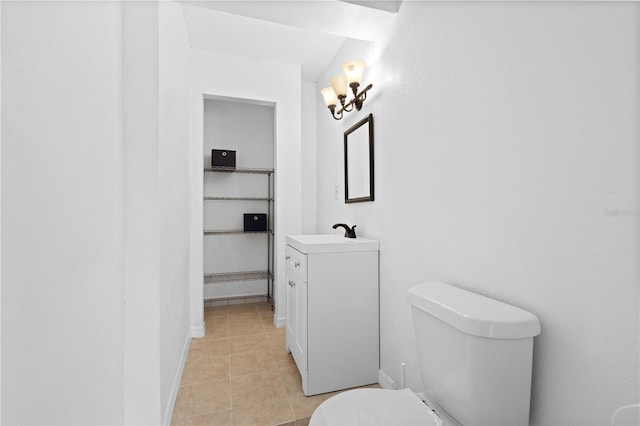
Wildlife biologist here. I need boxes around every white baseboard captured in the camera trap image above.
[378,369,396,390]
[191,321,205,338]
[275,315,286,328]
[162,329,192,425]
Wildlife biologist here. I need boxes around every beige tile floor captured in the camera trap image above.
[171,302,376,426]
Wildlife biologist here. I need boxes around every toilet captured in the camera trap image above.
[310,281,541,426]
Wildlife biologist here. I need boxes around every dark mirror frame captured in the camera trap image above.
[344,113,374,203]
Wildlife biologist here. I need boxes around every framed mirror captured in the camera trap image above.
[344,113,374,203]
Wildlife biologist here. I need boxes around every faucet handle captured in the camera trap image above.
[332,223,357,238]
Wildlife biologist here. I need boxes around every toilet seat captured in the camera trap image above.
[309,388,442,426]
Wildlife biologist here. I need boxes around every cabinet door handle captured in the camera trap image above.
[288,280,296,287]
[285,255,290,260]
[294,261,300,268]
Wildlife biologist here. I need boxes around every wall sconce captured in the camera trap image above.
[320,60,373,120]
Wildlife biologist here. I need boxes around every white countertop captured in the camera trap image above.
[286,234,379,254]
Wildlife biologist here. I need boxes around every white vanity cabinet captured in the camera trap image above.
[285,235,379,396]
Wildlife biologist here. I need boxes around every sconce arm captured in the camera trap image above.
[337,83,373,114]
[357,83,373,101]
[328,105,343,120]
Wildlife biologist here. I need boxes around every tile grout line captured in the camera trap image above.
[227,308,233,424]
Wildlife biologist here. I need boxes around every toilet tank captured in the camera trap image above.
[408,282,541,426]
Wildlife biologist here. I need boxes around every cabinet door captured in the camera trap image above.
[285,261,296,351]
[285,246,307,372]
[291,276,307,372]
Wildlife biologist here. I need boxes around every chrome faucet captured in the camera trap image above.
[332,223,357,239]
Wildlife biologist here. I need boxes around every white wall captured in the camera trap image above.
[124,3,193,423]
[0,2,3,419]
[189,46,302,333]
[158,2,192,424]
[301,81,318,234]
[121,2,162,422]
[1,2,125,423]
[2,2,193,424]
[313,2,639,425]
[314,38,376,235]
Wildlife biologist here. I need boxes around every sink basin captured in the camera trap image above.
[286,234,379,254]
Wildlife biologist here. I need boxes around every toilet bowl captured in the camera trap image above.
[309,282,541,426]
[310,388,442,426]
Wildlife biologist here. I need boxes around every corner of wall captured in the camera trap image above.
[161,330,192,425]
[301,81,318,233]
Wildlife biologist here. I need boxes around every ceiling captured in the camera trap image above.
[178,0,400,81]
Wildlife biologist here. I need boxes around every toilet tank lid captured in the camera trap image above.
[408,282,541,339]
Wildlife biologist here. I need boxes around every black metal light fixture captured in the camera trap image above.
[320,60,373,120]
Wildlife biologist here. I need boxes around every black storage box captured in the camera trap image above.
[211,149,236,168]
[244,213,267,232]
